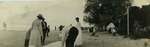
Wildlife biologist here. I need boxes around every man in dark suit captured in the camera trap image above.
[41,17,49,45]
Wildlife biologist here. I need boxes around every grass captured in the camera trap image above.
[0,30,61,47]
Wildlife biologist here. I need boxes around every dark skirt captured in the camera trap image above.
[24,39,29,47]
[66,27,79,47]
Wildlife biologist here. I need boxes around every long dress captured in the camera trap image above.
[66,27,79,47]
[61,25,72,47]
[29,19,43,47]
[74,22,83,46]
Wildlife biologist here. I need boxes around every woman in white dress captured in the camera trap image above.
[28,14,43,47]
[74,17,82,47]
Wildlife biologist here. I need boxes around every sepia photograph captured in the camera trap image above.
[0,0,150,47]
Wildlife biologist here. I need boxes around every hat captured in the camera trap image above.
[37,14,43,19]
[75,17,79,20]
[37,14,42,18]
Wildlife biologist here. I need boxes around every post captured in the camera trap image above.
[127,0,131,36]
[127,6,129,36]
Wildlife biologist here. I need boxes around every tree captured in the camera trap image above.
[84,0,131,33]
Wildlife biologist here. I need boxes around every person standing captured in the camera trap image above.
[55,26,57,30]
[24,28,31,47]
[41,17,49,45]
[28,14,43,47]
[3,22,7,31]
[74,17,83,47]
[61,24,72,47]
[47,25,50,37]
[66,27,79,47]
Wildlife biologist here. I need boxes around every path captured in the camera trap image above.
[44,32,150,47]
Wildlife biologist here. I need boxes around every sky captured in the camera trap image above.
[0,0,86,30]
[132,0,150,7]
[0,0,149,30]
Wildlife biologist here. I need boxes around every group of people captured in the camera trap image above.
[24,14,83,47]
[61,17,83,47]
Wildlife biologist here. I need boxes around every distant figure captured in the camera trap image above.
[3,22,7,30]
[55,26,57,30]
[66,27,79,47]
[47,25,50,37]
[59,25,65,31]
[89,27,94,33]
[106,22,117,36]
[25,14,43,47]
[41,17,49,45]
[91,27,97,36]
[74,17,83,47]
[24,28,31,47]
